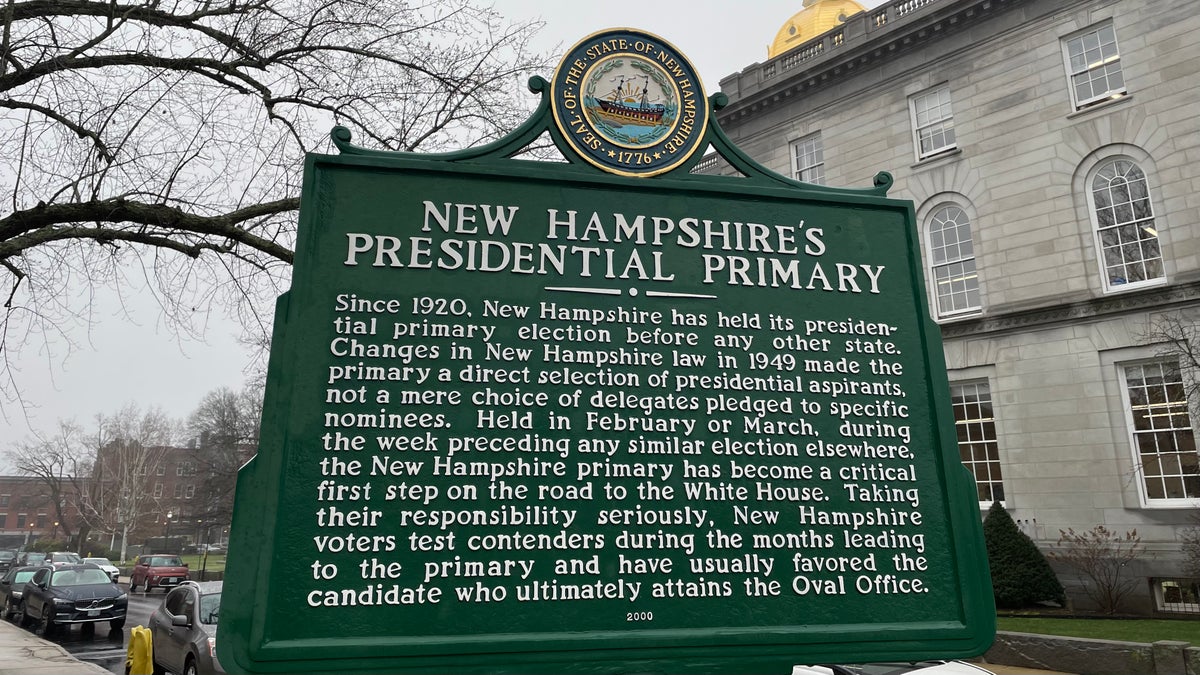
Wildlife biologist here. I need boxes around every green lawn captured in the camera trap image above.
[997,616,1200,644]
[180,553,226,574]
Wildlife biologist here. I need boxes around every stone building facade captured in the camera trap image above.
[713,0,1199,614]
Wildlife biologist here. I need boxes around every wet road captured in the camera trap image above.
[6,582,159,674]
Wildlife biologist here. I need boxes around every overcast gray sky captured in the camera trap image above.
[1,0,887,450]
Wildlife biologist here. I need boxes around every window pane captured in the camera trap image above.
[791,134,825,185]
[1093,159,1162,288]
[929,206,980,315]
[911,86,956,158]
[1064,24,1125,108]
[1125,361,1200,501]
[951,382,1003,503]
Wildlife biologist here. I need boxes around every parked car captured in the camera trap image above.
[793,662,996,675]
[130,555,189,592]
[82,557,120,583]
[0,549,16,573]
[17,551,47,566]
[149,580,224,675]
[19,563,127,633]
[0,565,42,620]
[47,551,82,568]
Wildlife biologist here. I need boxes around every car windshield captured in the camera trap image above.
[24,553,46,563]
[50,553,81,563]
[84,558,113,566]
[147,556,183,567]
[9,570,36,584]
[52,569,113,586]
[199,592,221,625]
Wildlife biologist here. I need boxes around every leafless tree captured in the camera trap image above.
[0,0,549,408]
[1144,310,1200,421]
[6,420,93,545]
[79,405,176,560]
[1049,526,1145,615]
[185,385,261,530]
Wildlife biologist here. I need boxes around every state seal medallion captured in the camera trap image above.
[551,29,709,177]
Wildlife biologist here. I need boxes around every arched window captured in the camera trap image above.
[927,204,979,317]
[1091,159,1163,290]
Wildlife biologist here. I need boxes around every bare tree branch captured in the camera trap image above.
[0,0,550,408]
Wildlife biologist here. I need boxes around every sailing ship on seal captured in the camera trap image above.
[595,74,666,126]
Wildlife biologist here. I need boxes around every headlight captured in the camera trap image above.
[116,593,128,601]
[53,597,74,606]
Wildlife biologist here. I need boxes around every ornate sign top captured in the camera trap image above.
[550,29,709,177]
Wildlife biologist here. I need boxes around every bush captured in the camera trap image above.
[1050,525,1144,615]
[26,538,69,553]
[983,501,1065,608]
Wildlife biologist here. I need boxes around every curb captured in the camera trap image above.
[0,618,113,675]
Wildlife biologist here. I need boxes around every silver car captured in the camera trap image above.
[148,580,223,675]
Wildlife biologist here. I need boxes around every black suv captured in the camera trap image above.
[20,563,128,633]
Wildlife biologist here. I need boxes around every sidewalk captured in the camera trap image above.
[0,615,1076,675]
[0,619,111,675]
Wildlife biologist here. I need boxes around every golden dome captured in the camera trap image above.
[768,0,867,58]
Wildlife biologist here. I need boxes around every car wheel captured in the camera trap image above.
[38,607,54,635]
[110,617,125,630]
[19,603,30,627]
[129,578,138,592]
[184,655,199,675]
[2,598,13,620]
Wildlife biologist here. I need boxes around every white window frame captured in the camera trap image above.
[1086,157,1165,292]
[790,133,825,185]
[909,84,956,160]
[1061,22,1126,111]
[950,379,1005,506]
[153,482,164,498]
[1154,579,1200,614]
[926,204,981,318]
[1119,360,1200,508]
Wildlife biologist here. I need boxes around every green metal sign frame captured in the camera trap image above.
[219,60,994,674]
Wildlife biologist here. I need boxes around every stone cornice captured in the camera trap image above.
[940,281,1200,339]
[716,0,1060,129]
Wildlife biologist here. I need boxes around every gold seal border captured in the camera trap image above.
[550,28,709,178]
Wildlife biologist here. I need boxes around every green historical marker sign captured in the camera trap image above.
[219,29,994,675]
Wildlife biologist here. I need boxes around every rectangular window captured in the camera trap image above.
[0,514,6,528]
[1122,361,1199,504]
[36,513,47,528]
[1063,23,1125,110]
[1154,579,1200,614]
[156,464,165,476]
[16,514,26,528]
[909,85,956,159]
[0,494,8,507]
[185,485,195,499]
[951,381,1004,504]
[790,134,825,185]
[153,483,164,498]
[173,484,183,498]
[177,464,185,476]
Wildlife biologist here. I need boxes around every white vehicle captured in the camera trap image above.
[793,661,996,675]
[82,557,121,583]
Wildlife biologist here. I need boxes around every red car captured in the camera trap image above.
[130,555,189,592]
